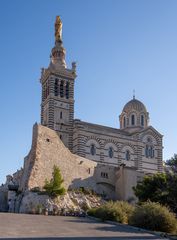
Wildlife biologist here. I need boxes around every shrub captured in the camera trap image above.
[69,187,96,195]
[129,201,177,234]
[87,201,134,224]
[43,165,66,197]
[31,187,41,192]
[81,202,90,212]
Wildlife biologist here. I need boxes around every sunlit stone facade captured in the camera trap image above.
[41,17,163,174]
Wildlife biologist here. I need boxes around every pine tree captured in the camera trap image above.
[43,165,66,197]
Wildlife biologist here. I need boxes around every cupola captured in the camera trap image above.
[119,96,149,132]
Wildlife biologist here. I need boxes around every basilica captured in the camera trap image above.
[0,17,164,211]
[40,16,163,174]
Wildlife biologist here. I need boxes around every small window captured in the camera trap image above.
[123,117,126,128]
[152,149,155,158]
[60,80,64,97]
[54,79,59,96]
[44,84,47,99]
[145,145,149,158]
[125,150,130,161]
[60,135,62,140]
[150,146,155,158]
[108,147,114,158]
[90,144,96,156]
[47,82,49,97]
[141,115,144,126]
[147,137,152,143]
[60,112,62,119]
[66,82,69,99]
[131,114,135,125]
[101,172,108,179]
[145,145,155,158]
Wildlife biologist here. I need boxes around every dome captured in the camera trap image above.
[123,98,147,113]
[119,97,149,131]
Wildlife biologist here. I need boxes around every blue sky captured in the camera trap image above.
[0,0,177,183]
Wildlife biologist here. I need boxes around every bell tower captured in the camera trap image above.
[40,16,77,151]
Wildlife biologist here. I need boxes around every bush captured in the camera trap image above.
[43,165,66,197]
[69,187,96,195]
[129,202,177,234]
[87,201,134,224]
[31,187,41,193]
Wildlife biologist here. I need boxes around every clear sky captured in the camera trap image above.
[0,0,177,184]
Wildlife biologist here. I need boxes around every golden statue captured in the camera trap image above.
[55,16,62,41]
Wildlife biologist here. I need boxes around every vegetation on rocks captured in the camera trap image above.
[43,165,66,197]
[129,201,177,234]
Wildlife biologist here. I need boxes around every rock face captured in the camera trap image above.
[19,123,97,192]
[19,191,104,214]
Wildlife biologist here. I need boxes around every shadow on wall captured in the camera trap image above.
[69,166,116,200]
[0,190,8,212]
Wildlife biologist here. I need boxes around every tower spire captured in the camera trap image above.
[133,89,135,99]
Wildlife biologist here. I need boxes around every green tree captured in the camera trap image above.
[133,173,168,204]
[133,171,177,214]
[166,154,177,173]
[43,165,66,197]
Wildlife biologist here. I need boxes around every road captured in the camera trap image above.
[0,213,168,239]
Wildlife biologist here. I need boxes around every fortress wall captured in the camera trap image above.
[19,124,97,192]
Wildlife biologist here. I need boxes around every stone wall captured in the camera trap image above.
[0,186,8,212]
[19,123,97,192]
[115,166,144,202]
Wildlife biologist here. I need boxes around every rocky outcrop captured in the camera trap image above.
[18,191,104,214]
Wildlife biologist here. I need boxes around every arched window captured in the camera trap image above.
[60,112,62,119]
[60,80,64,97]
[46,82,49,97]
[66,82,69,99]
[125,150,130,161]
[141,115,144,126]
[123,117,126,128]
[131,114,135,125]
[108,147,114,158]
[44,84,46,99]
[145,145,148,158]
[45,84,48,99]
[150,146,155,158]
[90,144,96,156]
[54,79,59,96]
[145,144,155,158]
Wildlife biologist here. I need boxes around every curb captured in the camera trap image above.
[87,215,172,239]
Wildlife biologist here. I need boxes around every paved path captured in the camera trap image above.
[0,213,167,239]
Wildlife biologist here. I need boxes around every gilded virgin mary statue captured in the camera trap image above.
[55,16,62,41]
